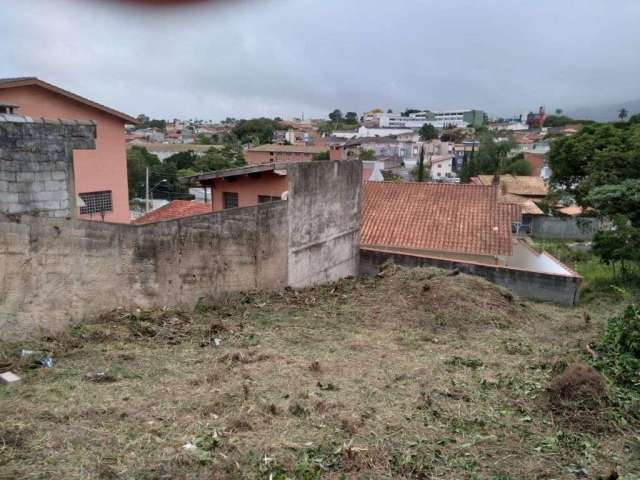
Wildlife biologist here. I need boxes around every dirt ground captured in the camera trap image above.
[1,266,638,479]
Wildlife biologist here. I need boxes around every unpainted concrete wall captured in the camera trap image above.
[360,248,581,305]
[0,118,96,217]
[531,216,601,240]
[287,160,362,287]
[0,203,288,339]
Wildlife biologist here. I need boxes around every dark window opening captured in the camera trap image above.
[79,190,112,215]
[223,192,239,209]
[257,195,281,204]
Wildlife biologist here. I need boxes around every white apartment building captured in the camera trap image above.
[379,109,485,129]
[429,155,457,181]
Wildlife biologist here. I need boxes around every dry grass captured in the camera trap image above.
[0,267,638,479]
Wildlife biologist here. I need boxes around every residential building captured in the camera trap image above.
[195,163,289,212]
[523,152,549,178]
[362,182,519,265]
[127,142,213,162]
[429,155,457,181]
[0,76,137,223]
[471,174,547,201]
[379,109,486,129]
[245,144,328,165]
[470,174,547,232]
[526,107,545,129]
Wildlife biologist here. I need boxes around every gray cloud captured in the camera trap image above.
[1,0,639,120]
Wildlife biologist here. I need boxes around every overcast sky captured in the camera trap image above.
[2,0,639,121]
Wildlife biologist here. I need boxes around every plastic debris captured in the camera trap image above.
[39,355,54,368]
[214,338,222,346]
[85,370,117,383]
[21,350,54,368]
[0,371,21,384]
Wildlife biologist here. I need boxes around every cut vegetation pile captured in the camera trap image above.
[1,266,638,479]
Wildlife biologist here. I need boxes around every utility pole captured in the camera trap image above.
[145,167,150,212]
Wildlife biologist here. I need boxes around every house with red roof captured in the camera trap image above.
[0,77,137,223]
[362,182,520,265]
[133,200,212,224]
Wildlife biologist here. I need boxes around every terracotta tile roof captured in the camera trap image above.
[558,205,589,217]
[247,144,327,154]
[499,193,545,216]
[134,200,211,224]
[362,182,518,257]
[472,175,548,197]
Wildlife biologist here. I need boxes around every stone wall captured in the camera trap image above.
[0,117,96,217]
[287,160,362,287]
[0,203,289,339]
[360,248,581,305]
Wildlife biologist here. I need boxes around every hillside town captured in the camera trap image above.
[1,1,640,478]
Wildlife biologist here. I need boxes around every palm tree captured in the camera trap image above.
[618,108,628,121]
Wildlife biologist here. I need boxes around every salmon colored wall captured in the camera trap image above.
[207,173,288,212]
[245,150,317,166]
[0,85,130,223]
[523,152,544,177]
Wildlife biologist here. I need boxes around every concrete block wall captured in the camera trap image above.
[360,248,581,305]
[0,203,289,339]
[0,116,96,217]
[0,117,362,339]
[286,160,362,287]
[531,216,601,240]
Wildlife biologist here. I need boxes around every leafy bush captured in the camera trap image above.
[595,304,640,391]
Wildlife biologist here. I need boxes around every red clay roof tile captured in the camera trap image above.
[134,200,211,224]
[362,182,518,257]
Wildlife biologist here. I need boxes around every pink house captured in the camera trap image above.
[0,77,137,223]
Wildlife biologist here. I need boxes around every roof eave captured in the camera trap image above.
[0,78,138,124]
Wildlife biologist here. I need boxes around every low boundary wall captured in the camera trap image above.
[531,216,601,240]
[360,248,581,305]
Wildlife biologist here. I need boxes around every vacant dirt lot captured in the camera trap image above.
[1,266,638,479]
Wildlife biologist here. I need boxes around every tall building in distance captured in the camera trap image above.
[378,109,486,129]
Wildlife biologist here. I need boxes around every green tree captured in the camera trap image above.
[418,123,438,141]
[164,150,200,171]
[415,146,427,182]
[359,149,375,160]
[313,151,330,160]
[459,134,514,182]
[195,133,212,145]
[543,115,575,127]
[549,120,640,278]
[127,146,160,199]
[231,118,280,145]
[344,112,359,124]
[618,108,629,121]
[440,128,466,143]
[501,154,533,175]
[194,146,245,172]
[328,109,343,123]
[135,114,166,131]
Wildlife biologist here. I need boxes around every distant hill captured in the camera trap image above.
[565,99,640,122]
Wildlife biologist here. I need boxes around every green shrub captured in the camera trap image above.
[595,304,640,391]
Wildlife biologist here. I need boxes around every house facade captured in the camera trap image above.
[0,77,136,223]
[244,144,328,165]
